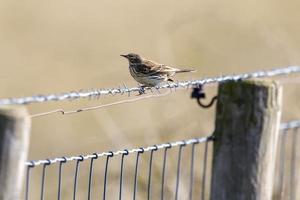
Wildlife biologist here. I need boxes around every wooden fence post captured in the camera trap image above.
[210,79,282,200]
[0,106,31,200]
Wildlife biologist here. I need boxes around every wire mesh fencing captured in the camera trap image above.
[273,120,300,200]
[23,120,300,200]
[24,136,214,200]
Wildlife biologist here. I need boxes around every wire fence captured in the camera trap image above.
[23,120,300,200]
[1,66,299,106]
[0,66,298,199]
[274,120,300,200]
[24,136,214,200]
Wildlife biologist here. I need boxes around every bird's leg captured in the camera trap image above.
[137,84,147,95]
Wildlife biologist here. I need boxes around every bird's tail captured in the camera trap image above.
[175,68,196,73]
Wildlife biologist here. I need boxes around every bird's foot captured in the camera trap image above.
[137,85,147,95]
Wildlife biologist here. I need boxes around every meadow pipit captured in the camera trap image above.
[121,53,195,87]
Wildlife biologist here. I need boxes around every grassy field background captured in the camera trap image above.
[0,0,299,199]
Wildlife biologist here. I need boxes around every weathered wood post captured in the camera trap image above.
[0,106,31,200]
[210,79,282,200]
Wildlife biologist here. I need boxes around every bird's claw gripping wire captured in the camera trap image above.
[137,85,147,95]
[191,85,217,108]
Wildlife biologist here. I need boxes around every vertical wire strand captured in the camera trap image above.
[40,165,46,200]
[57,157,67,200]
[201,141,209,200]
[161,144,171,200]
[119,150,128,200]
[147,146,158,200]
[278,130,287,200]
[73,156,84,200]
[175,143,185,200]
[290,128,298,200]
[133,148,144,200]
[103,152,113,200]
[147,150,154,200]
[25,165,33,200]
[188,143,197,200]
[87,154,98,200]
[40,160,50,200]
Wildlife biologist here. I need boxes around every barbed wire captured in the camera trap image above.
[1,66,300,106]
[25,136,214,167]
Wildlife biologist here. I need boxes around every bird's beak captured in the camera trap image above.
[120,54,127,58]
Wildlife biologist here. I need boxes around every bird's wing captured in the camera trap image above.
[141,59,179,75]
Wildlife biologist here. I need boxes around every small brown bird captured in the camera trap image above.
[121,53,195,87]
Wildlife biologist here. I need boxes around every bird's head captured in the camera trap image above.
[120,53,142,64]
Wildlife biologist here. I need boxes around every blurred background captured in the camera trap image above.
[0,0,299,199]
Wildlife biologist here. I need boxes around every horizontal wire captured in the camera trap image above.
[280,120,300,131]
[30,91,170,118]
[1,66,300,106]
[25,120,300,167]
[25,136,213,167]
